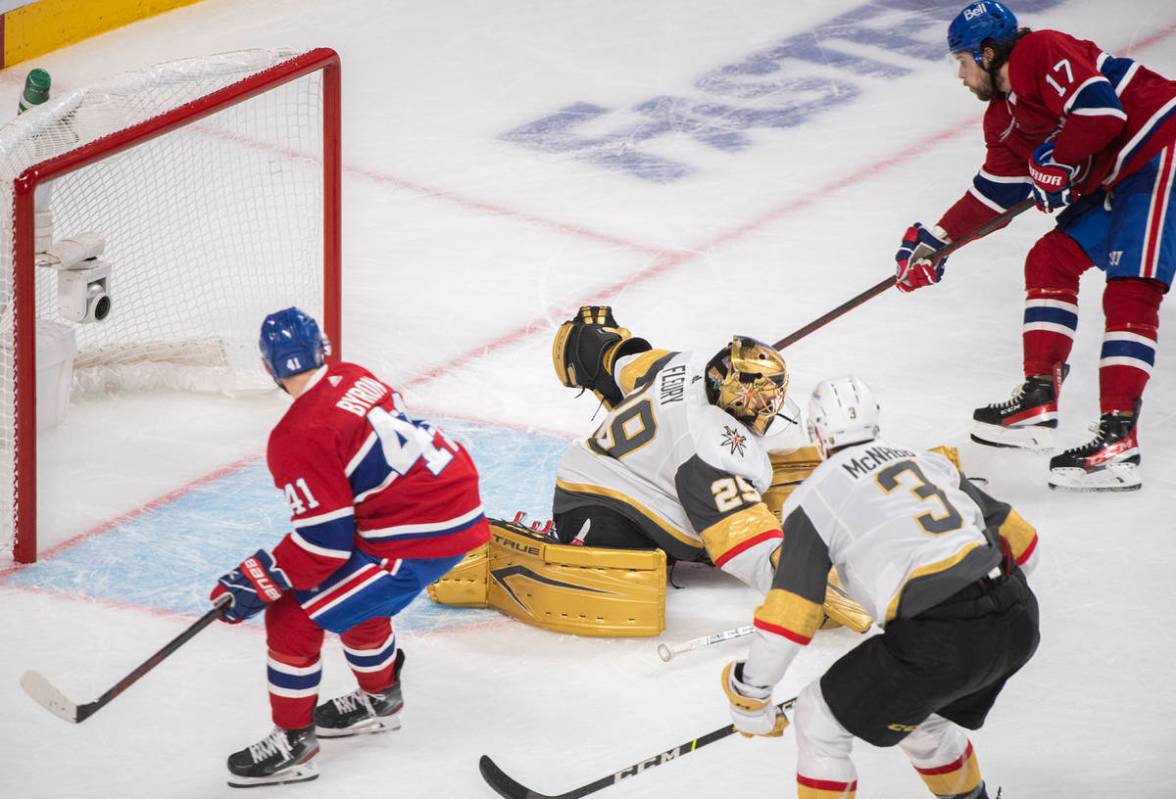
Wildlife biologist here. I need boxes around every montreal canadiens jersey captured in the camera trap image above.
[553,349,783,592]
[268,361,490,591]
[742,440,1038,688]
[939,30,1176,240]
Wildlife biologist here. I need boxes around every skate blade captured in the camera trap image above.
[1048,463,1141,492]
[227,761,319,788]
[315,714,402,739]
[971,422,1053,451]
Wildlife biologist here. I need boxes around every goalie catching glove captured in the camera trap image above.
[721,661,789,737]
[552,306,651,409]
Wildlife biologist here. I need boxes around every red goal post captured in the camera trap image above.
[3,47,342,563]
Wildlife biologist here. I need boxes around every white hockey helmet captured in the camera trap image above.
[807,376,880,457]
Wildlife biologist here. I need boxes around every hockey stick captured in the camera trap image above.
[656,625,753,662]
[20,594,230,724]
[479,696,797,799]
[773,197,1035,350]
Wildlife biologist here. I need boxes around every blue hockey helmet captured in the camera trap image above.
[948,1,1019,64]
[259,307,328,381]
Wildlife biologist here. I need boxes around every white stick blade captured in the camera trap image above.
[20,670,80,723]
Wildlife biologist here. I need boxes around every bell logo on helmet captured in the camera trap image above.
[947,1,1018,64]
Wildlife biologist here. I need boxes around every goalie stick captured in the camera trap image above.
[20,594,230,724]
[479,696,797,799]
[656,625,753,662]
[773,198,1034,350]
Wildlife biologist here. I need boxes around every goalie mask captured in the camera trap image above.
[705,336,790,436]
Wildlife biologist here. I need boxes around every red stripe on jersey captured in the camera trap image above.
[916,741,974,775]
[301,564,382,616]
[712,529,782,568]
[797,774,858,792]
[1016,533,1039,566]
[1142,145,1174,279]
[754,617,812,646]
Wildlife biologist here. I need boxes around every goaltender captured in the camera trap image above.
[430,307,869,637]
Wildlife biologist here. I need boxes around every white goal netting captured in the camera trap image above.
[0,48,338,561]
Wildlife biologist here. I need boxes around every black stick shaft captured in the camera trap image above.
[773,198,1035,351]
[76,597,229,722]
[480,698,796,799]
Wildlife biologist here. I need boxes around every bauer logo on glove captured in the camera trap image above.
[210,549,291,623]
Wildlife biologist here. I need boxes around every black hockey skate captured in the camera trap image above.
[314,649,405,738]
[1048,408,1141,491]
[971,364,1067,450]
[226,725,319,788]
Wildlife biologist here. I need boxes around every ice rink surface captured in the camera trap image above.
[2,0,1175,796]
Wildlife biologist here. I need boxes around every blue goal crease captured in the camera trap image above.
[1,418,570,634]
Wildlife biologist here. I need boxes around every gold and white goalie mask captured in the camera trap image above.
[706,336,791,436]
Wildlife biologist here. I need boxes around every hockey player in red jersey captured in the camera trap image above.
[894,1,1176,491]
[209,307,490,788]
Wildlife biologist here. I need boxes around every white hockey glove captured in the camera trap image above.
[721,661,789,738]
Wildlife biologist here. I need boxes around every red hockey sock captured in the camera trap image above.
[1100,278,1163,414]
[267,651,321,730]
[1022,231,1090,377]
[341,617,398,694]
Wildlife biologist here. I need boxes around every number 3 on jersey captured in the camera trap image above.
[875,460,962,534]
[368,406,455,476]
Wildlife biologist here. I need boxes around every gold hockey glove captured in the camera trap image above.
[929,445,962,471]
[821,569,872,633]
[764,445,823,521]
[722,661,789,738]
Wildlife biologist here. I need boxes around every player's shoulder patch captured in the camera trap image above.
[690,405,769,483]
[719,424,750,458]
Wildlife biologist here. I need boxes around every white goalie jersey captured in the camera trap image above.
[553,349,787,592]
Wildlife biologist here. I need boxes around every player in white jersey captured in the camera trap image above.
[721,376,1040,799]
[550,307,797,594]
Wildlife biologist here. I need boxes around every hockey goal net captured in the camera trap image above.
[0,48,341,563]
